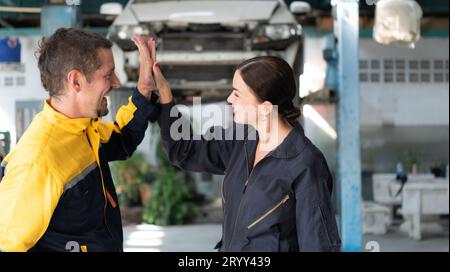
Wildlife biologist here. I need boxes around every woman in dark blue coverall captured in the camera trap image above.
[142,35,342,251]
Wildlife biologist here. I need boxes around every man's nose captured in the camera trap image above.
[112,73,121,88]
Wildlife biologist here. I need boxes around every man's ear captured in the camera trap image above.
[66,69,83,93]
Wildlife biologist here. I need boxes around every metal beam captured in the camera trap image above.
[0,27,109,37]
[0,6,42,13]
[0,27,41,36]
[335,0,362,252]
[0,6,41,13]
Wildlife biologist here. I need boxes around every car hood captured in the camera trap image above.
[114,0,280,25]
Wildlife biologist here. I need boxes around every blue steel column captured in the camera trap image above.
[335,0,362,252]
[41,4,81,37]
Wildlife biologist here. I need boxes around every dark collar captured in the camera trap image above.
[244,121,308,159]
[270,121,307,159]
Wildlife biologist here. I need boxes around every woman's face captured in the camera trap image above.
[227,70,262,125]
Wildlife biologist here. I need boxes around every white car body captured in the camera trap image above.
[110,0,304,101]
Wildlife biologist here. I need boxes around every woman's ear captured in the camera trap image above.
[257,101,273,123]
[66,69,83,93]
[260,101,273,117]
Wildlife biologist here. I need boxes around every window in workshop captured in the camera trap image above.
[396,72,405,83]
[360,73,369,82]
[420,73,431,83]
[371,60,380,70]
[409,73,419,83]
[395,59,405,70]
[384,72,394,83]
[4,77,13,87]
[409,60,419,70]
[434,60,444,70]
[371,73,380,83]
[420,60,430,70]
[383,59,393,70]
[433,73,444,83]
[16,77,25,86]
[360,60,369,70]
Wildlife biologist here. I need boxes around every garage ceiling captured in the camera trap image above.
[0,0,129,28]
[0,0,448,28]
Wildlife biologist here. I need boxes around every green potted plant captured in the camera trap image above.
[111,152,153,207]
[142,141,199,225]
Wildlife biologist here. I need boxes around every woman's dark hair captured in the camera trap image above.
[236,56,301,122]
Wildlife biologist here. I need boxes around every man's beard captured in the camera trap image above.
[97,107,109,117]
[97,97,109,117]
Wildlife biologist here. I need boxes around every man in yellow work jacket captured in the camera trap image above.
[0,28,159,252]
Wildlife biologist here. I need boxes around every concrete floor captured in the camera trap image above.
[123,221,449,252]
[363,219,449,252]
[123,224,222,252]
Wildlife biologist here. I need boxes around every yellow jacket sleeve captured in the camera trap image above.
[97,89,160,162]
[0,161,63,252]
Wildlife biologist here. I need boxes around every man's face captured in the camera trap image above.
[80,48,120,118]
